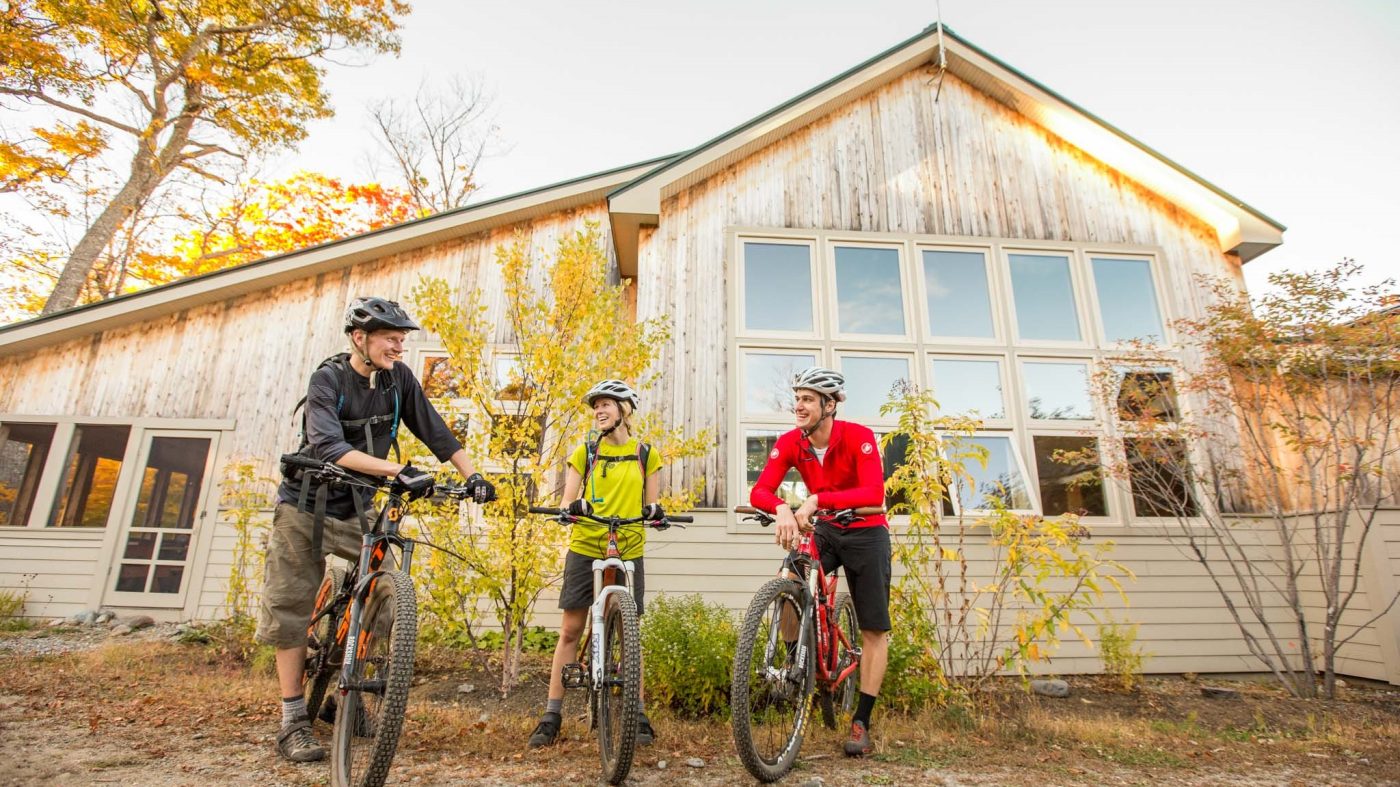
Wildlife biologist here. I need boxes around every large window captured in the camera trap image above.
[731,230,1180,525]
[0,423,55,527]
[49,425,130,528]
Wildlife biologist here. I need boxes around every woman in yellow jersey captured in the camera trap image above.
[528,379,664,749]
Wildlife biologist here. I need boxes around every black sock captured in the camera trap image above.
[853,692,877,728]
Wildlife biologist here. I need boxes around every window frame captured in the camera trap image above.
[727,226,1181,530]
[1001,246,1093,349]
[947,430,1038,517]
[926,352,1012,429]
[737,235,823,340]
[914,243,1004,345]
[824,238,914,343]
[831,349,916,429]
[1016,356,1101,426]
[1083,251,1174,348]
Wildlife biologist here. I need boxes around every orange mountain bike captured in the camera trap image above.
[729,505,883,783]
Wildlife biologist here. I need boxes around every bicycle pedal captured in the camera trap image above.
[561,662,588,689]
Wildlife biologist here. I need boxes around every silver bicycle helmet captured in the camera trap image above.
[791,366,846,402]
[583,379,641,411]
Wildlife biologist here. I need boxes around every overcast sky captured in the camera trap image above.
[269,0,1399,294]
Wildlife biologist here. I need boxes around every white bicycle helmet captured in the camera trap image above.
[791,366,846,402]
[583,379,640,411]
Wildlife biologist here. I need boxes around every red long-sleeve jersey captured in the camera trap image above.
[749,419,888,528]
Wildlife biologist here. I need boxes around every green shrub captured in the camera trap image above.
[881,623,949,712]
[641,593,737,717]
[1099,619,1147,692]
[0,588,29,631]
[474,625,559,654]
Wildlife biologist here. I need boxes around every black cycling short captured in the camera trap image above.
[814,523,891,632]
[558,549,647,616]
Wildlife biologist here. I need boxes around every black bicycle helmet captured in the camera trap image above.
[344,297,420,334]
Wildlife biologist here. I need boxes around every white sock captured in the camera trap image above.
[282,696,308,726]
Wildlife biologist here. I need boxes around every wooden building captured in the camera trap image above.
[3,25,1398,683]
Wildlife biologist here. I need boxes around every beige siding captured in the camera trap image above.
[0,529,104,619]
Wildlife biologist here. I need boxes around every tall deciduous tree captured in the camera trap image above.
[0,0,410,315]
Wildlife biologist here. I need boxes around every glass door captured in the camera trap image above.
[102,431,218,608]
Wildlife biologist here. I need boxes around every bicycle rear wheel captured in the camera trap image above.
[731,577,814,783]
[597,592,641,786]
[330,570,417,787]
[818,591,860,729]
[305,566,347,727]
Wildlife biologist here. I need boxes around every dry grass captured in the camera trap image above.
[2,638,1398,785]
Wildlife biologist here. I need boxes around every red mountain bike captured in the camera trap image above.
[729,505,883,783]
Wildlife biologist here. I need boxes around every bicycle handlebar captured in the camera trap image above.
[527,506,692,527]
[733,505,885,527]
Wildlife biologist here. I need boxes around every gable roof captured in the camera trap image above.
[0,156,674,357]
[608,23,1285,275]
[1,23,1285,357]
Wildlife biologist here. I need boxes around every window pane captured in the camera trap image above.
[929,358,1004,419]
[957,435,1032,510]
[493,356,530,401]
[839,356,911,422]
[1093,258,1165,344]
[1117,370,1180,423]
[745,243,813,332]
[116,564,147,593]
[158,532,192,561]
[880,432,909,510]
[0,422,55,527]
[744,353,817,415]
[1033,435,1107,517]
[1127,438,1199,517]
[1009,253,1081,341]
[421,354,465,399]
[923,250,994,338]
[834,246,905,335]
[1023,362,1093,420]
[123,531,157,560]
[49,425,130,528]
[745,430,808,506]
[128,437,209,531]
[150,564,184,594]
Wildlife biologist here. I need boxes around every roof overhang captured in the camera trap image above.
[608,24,1285,276]
[0,157,674,358]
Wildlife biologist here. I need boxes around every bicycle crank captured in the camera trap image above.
[561,662,588,689]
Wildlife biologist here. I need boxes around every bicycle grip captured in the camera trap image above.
[528,506,563,516]
[280,453,324,470]
[733,506,759,514]
[664,515,693,523]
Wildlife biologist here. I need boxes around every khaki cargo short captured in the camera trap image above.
[255,502,372,648]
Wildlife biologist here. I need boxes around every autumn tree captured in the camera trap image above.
[0,0,410,315]
[407,223,711,693]
[1087,260,1399,699]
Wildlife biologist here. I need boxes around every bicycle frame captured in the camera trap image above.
[337,499,415,692]
[781,531,860,691]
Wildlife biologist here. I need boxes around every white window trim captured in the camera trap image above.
[825,238,915,343]
[727,226,1183,530]
[1001,247,1093,349]
[914,243,1004,345]
[1083,251,1175,348]
[736,235,824,340]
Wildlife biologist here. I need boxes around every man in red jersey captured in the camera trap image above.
[749,366,889,757]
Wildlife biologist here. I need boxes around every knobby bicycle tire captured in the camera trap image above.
[597,591,641,786]
[731,577,815,783]
[818,591,860,730]
[305,566,347,728]
[330,570,417,787]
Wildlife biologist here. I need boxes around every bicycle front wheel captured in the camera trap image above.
[731,577,814,783]
[597,591,641,786]
[330,570,417,787]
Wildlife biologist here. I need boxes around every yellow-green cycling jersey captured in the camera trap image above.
[567,438,661,560]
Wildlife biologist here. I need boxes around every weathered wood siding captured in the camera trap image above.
[0,204,612,620]
[636,70,1243,506]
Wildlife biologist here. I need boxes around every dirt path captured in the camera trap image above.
[1,627,1398,786]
